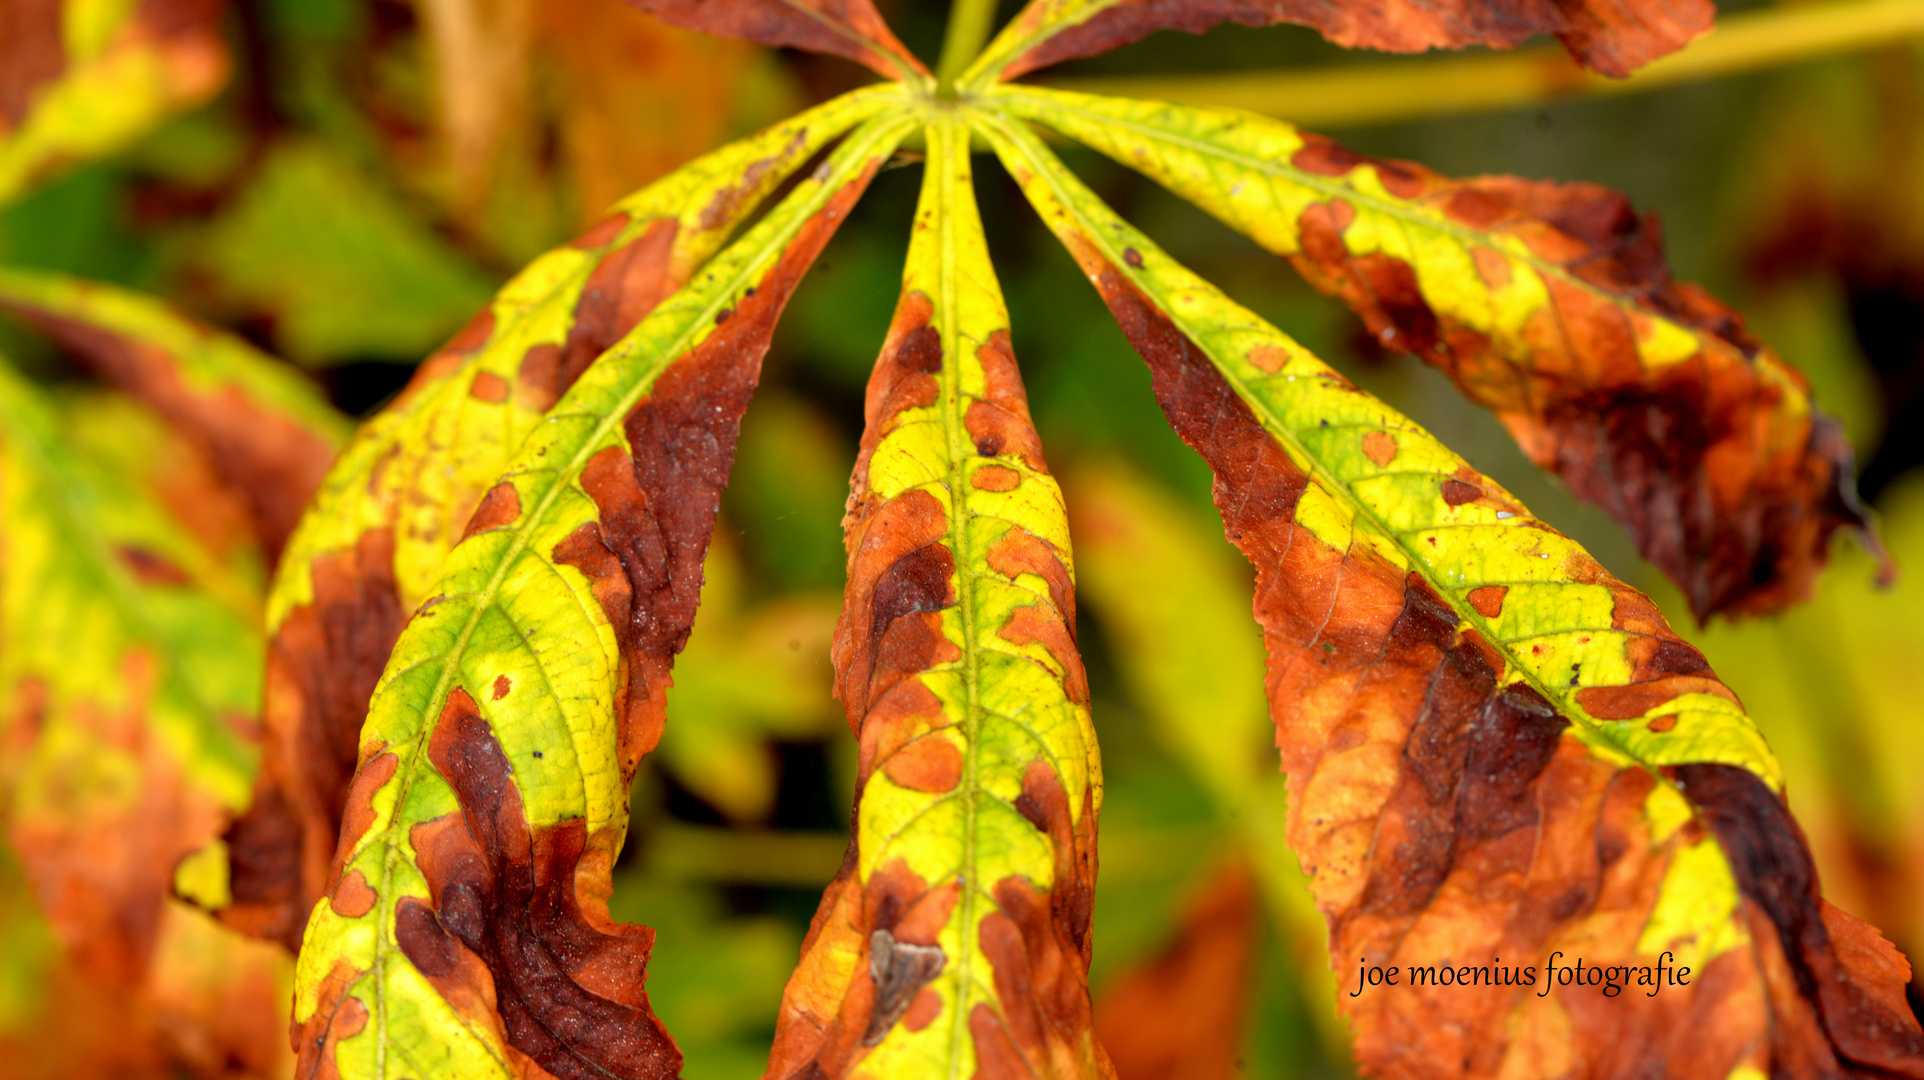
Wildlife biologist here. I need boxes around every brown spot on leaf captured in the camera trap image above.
[460,481,522,541]
[1647,714,1677,733]
[1248,343,1290,373]
[972,464,1021,491]
[291,961,368,1080]
[116,545,192,585]
[1440,478,1482,506]
[329,869,376,918]
[880,735,962,793]
[1465,585,1507,618]
[469,370,509,402]
[1361,430,1398,467]
[492,674,512,700]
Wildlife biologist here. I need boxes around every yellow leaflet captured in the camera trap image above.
[293,108,914,1080]
[979,107,1783,961]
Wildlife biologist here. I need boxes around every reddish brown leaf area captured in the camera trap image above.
[370,689,678,1080]
[557,168,876,773]
[0,0,66,129]
[1000,0,1709,80]
[1094,860,1258,1080]
[220,529,402,950]
[1072,247,1924,1078]
[1284,141,1873,620]
[3,305,336,564]
[622,0,926,80]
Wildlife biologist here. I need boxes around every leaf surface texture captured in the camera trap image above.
[982,111,1924,1079]
[998,87,1876,620]
[763,113,1108,1080]
[292,104,913,1080]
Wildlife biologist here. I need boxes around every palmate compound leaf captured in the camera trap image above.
[292,104,915,1080]
[621,0,929,83]
[0,267,350,564]
[0,0,229,204]
[960,0,1711,86]
[760,112,1108,1080]
[977,110,1924,1079]
[994,87,1880,622]
[0,358,291,1078]
[219,87,897,950]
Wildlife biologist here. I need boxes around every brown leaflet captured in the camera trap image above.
[1094,859,1258,1080]
[1069,242,1924,1077]
[622,0,926,80]
[995,0,1710,81]
[1283,140,1877,620]
[1,304,338,564]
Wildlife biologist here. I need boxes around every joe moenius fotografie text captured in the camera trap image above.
[1349,951,1693,998]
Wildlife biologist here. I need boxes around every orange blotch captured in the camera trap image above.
[1466,585,1508,618]
[330,869,377,917]
[902,988,942,1032]
[882,735,963,794]
[1472,246,1513,291]
[469,371,509,402]
[1361,430,1398,467]
[1646,715,1677,733]
[971,465,1020,492]
[492,675,512,701]
[1248,344,1290,373]
[460,481,522,540]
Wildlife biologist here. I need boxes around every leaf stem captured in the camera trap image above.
[936,0,1002,94]
[1039,0,1924,127]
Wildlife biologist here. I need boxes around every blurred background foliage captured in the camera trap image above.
[2,0,1923,1077]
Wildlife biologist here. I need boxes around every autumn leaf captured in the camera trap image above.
[962,0,1712,85]
[1094,858,1259,1080]
[0,356,290,1079]
[762,111,1107,1080]
[289,105,911,1080]
[218,87,896,949]
[0,267,349,564]
[997,87,1880,621]
[981,111,1924,1078]
[0,0,230,204]
[623,0,929,83]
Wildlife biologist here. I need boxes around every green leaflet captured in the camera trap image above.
[763,111,1103,1077]
[0,356,259,817]
[291,106,914,1080]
